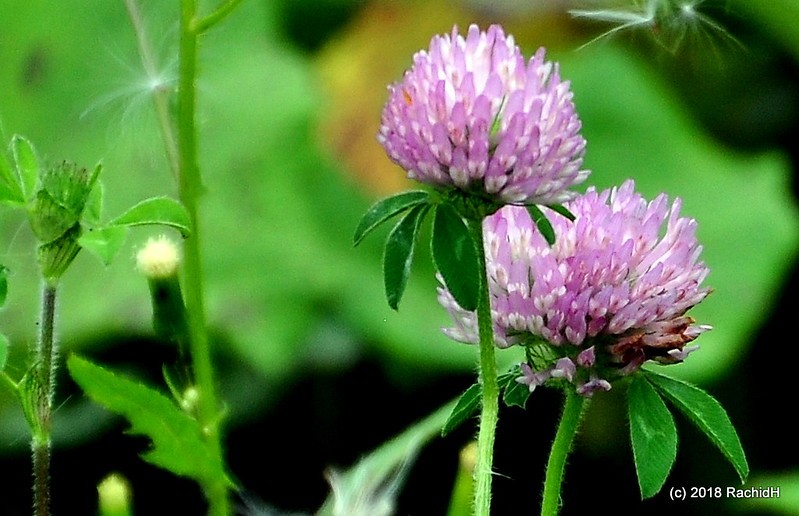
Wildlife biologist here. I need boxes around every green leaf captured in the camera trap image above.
[431,203,479,311]
[0,143,24,205]
[11,134,39,202]
[0,264,8,307]
[442,383,481,437]
[109,196,192,237]
[546,203,576,222]
[83,178,104,226]
[645,370,749,483]
[78,226,129,265]
[353,190,430,246]
[527,204,556,246]
[67,355,223,484]
[628,374,678,499]
[500,369,531,409]
[383,203,429,310]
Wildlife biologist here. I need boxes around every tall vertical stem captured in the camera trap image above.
[32,283,57,516]
[470,220,499,516]
[540,390,587,516]
[177,1,229,514]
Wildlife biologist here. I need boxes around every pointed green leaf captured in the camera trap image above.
[628,374,678,499]
[67,355,223,484]
[645,370,749,483]
[500,369,531,409]
[78,226,129,265]
[431,203,479,311]
[383,203,429,310]
[354,190,430,246]
[546,203,576,222]
[442,382,481,436]
[11,134,39,202]
[109,196,191,237]
[0,264,8,307]
[527,204,556,246]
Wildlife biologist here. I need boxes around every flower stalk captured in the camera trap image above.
[177,0,229,513]
[470,219,500,516]
[540,390,587,516]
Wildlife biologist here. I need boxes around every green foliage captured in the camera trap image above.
[0,264,7,307]
[500,367,531,409]
[0,333,8,372]
[441,383,481,437]
[431,203,479,311]
[108,196,191,237]
[526,204,556,246]
[644,370,749,484]
[628,374,678,499]
[67,355,227,486]
[353,190,430,246]
[78,226,129,266]
[383,203,430,310]
[11,134,39,203]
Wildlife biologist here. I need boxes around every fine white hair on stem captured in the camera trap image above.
[569,0,743,53]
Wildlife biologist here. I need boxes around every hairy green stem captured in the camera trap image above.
[178,0,229,514]
[32,283,57,516]
[540,390,588,516]
[470,220,499,516]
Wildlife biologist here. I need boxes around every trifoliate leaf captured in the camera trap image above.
[644,370,749,484]
[354,190,430,246]
[628,374,678,499]
[431,203,479,311]
[383,203,429,310]
[67,355,223,485]
[109,196,191,237]
[442,382,481,436]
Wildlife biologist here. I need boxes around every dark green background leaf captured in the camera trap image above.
[628,374,678,499]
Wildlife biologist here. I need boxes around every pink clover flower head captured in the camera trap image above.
[439,179,712,395]
[378,24,589,205]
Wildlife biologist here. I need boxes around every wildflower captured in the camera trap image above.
[378,24,589,206]
[438,180,711,395]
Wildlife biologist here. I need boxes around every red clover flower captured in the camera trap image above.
[378,24,589,206]
[438,180,712,395]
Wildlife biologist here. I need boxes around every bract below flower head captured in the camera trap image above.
[438,179,711,395]
[378,24,589,206]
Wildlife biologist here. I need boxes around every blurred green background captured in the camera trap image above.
[1,0,798,514]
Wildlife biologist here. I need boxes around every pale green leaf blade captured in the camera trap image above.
[78,226,129,265]
[354,190,430,246]
[441,382,480,437]
[431,203,479,311]
[628,374,678,499]
[500,368,531,409]
[645,370,749,483]
[67,355,221,484]
[11,134,39,202]
[0,144,24,204]
[383,203,429,310]
[109,196,191,237]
